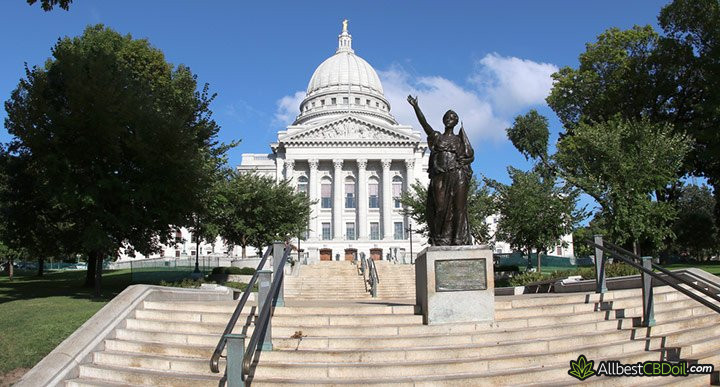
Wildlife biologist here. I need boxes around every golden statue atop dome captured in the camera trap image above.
[342,19,348,33]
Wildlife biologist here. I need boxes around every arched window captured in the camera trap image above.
[297,176,308,195]
[392,176,403,208]
[345,177,356,208]
[368,177,380,209]
[321,178,332,209]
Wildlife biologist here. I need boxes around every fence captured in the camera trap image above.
[123,256,222,283]
[494,252,588,272]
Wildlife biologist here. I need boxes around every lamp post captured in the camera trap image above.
[191,231,202,279]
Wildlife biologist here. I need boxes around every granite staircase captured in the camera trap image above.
[62,280,720,386]
[283,260,371,300]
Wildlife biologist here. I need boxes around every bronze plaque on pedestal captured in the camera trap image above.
[435,258,487,292]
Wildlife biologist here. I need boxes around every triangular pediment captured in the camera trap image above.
[280,116,419,145]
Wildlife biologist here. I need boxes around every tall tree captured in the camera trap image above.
[399,176,496,245]
[26,0,72,11]
[554,117,691,252]
[216,172,312,258]
[3,25,228,296]
[671,184,719,260]
[487,167,580,273]
[657,0,720,222]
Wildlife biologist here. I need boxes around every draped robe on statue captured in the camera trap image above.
[426,127,474,246]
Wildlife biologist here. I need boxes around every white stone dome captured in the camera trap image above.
[294,21,396,126]
[306,52,384,97]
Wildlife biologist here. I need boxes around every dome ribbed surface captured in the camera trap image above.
[306,52,384,97]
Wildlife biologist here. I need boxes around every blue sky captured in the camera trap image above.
[0,0,671,215]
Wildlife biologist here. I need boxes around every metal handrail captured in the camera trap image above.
[584,238,720,314]
[369,259,380,285]
[209,246,273,373]
[602,240,720,304]
[242,245,292,375]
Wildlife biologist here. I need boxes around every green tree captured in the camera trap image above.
[26,0,72,11]
[399,176,496,245]
[555,117,691,253]
[487,167,580,273]
[657,0,720,222]
[671,184,719,260]
[572,215,608,258]
[3,25,228,296]
[216,172,312,258]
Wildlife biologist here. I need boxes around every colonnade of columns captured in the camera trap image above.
[284,158,415,241]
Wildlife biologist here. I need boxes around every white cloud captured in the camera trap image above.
[380,65,508,142]
[471,53,558,115]
[273,91,305,126]
[273,53,557,142]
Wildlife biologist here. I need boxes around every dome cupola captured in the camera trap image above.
[294,20,396,125]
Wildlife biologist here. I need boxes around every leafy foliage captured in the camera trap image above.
[555,117,691,248]
[26,0,72,11]
[215,172,312,257]
[487,166,580,271]
[2,25,229,294]
[671,184,719,259]
[506,109,549,162]
[399,176,496,245]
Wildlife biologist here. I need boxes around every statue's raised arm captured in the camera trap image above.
[407,95,435,137]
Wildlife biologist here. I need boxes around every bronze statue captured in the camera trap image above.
[407,95,474,246]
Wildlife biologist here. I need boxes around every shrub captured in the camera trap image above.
[223,281,258,292]
[211,267,224,275]
[223,266,243,275]
[509,272,548,287]
[495,265,520,272]
[238,267,255,275]
[159,278,203,288]
[211,266,252,275]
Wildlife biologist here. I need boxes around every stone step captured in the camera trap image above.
[142,301,414,315]
[93,350,218,376]
[65,378,144,387]
[104,339,214,359]
[77,364,220,386]
[250,350,658,385]
[252,341,663,379]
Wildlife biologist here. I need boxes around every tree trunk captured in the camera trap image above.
[85,256,96,287]
[95,252,103,298]
[37,257,44,276]
[7,259,13,281]
[633,240,641,256]
[89,250,103,298]
[241,245,247,258]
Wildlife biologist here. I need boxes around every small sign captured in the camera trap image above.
[435,258,487,292]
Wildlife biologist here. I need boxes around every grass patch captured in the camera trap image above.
[0,269,133,375]
[660,263,720,276]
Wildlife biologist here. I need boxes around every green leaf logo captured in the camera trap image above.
[568,354,595,381]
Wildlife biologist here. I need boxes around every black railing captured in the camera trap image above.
[242,244,292,375]
[585,237,720,325]
[209,246,273,374]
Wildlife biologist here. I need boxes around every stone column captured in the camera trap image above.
[357,159,368,239]
[308,159,319,240]
[284,159,295,184]
[381,159,393,240]
[333,159,344,240]
[405,158,415,189]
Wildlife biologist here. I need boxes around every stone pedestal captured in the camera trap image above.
[415,245,495,324]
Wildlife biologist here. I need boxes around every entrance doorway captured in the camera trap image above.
[319,249,332,261]
[344,249,357,261]
[370,248,382,261]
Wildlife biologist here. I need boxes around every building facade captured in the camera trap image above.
[239,22,430,263]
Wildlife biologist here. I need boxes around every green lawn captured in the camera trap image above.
[0,269,133,375]
[660,262,720,276]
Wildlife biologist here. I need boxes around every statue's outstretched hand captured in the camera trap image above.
[407,95,418,107]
